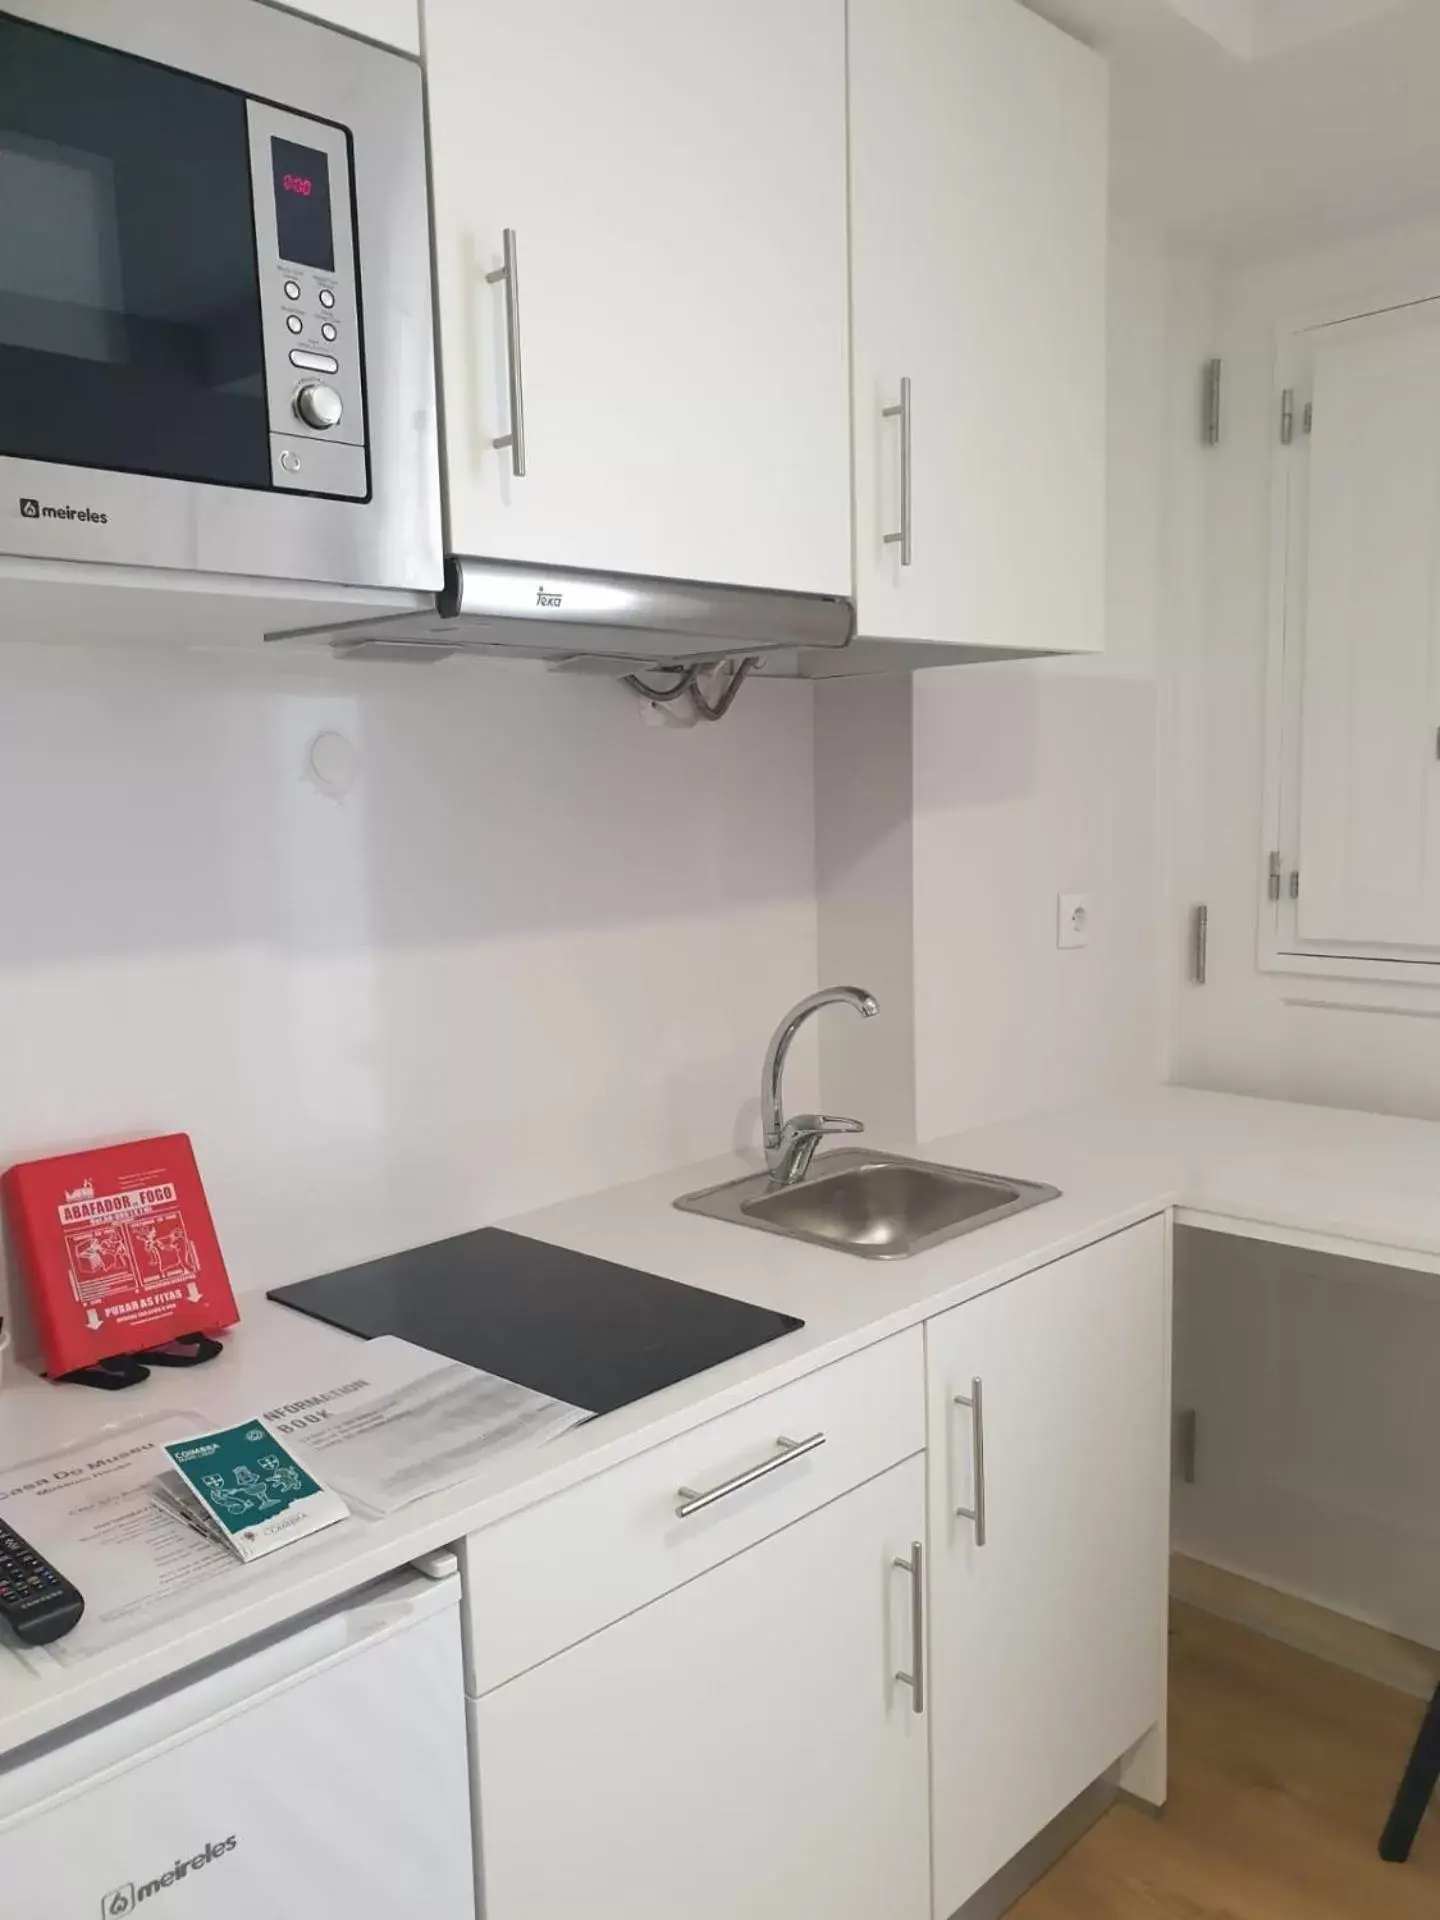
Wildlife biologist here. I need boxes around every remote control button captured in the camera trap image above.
[318,288,336,310]
[284,279,301,301]
[286,314,304,335]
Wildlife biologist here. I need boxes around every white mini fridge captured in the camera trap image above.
[0,1569,476,1919]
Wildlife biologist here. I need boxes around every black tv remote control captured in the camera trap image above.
[0,1520,85,1646]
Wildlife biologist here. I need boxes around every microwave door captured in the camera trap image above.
[0,13,271,492]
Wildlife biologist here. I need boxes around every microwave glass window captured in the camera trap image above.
[0,15,269,488]
[272,139,335,274]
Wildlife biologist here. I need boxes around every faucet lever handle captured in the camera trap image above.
[770,1114,865,1187]
[789,1114,864,1139]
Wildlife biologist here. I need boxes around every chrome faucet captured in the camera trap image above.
[762,986,879,1186]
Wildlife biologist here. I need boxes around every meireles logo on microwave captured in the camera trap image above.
[100,1835,238,1913]
[19,495,109,525]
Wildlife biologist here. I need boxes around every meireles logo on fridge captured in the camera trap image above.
[100,1835,238,1913]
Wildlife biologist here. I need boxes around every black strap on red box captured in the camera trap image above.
[55,1332,225,1390]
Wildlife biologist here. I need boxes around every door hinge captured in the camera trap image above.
[1175,1409,1199,1486]
[1280,388,1296,445]
[1190,904,1209,985]
[1304,400,1313,435]
[1289,868,1300,901]
[1203,358,1222,446]
[1268,850,1284,901]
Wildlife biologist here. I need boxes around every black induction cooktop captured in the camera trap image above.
[268,1227,803,1416]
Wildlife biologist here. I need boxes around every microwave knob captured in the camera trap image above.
[294,383,343,431]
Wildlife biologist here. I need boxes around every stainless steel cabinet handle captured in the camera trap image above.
[675,1431,825,1519]
[883,375,913,566]
[486,227,528,477]
[894,1541,925,1714]
[954,1377,987,1545]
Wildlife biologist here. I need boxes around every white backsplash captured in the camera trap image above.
[0,642,818,1300]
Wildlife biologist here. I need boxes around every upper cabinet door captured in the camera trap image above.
[849,0,1108,652]
[424,0,852,594]
[282,0,420,53]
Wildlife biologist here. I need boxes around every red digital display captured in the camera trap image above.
[271,137,334,272]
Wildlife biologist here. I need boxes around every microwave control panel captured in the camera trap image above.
[246,100,369,502]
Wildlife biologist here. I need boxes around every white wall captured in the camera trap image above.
[0,643,818,1304]
[1173,213,1440,1118]
[817,218,1178,1143]
[815,673,917,1140]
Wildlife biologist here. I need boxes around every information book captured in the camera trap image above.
[156,1418,349,1563]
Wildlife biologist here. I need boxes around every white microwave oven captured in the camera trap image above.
[0,0,441,593]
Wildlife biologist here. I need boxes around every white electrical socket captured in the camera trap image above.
[1057,893,1093,949]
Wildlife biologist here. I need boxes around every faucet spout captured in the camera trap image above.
[762,986,879,1184]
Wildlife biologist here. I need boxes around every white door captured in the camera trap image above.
[468,1456,930,1920]
[926,1219,1170,1918]
[1294,305,1440,951]
[423,0,852,595]
[0,1580,474,1920]
[848,0,1107,653]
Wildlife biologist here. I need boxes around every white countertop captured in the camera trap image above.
[2,1082,1439,1764]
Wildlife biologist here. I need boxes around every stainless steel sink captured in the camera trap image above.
[675,1149,1060,1261]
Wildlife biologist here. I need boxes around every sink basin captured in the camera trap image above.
[675,1149,1059,1261]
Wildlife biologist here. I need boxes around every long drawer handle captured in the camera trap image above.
[675,1431,826,1519]
[486,227,528,477]
[954,1377,987,1546]
[882,375,913,567]
[894,1540,925,1714]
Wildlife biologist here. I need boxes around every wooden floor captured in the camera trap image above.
[1012,1602,1440,1919]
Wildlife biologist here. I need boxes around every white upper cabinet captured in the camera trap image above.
[278,0,420,53]
[848,0,1108,652]
[423,0,852,594]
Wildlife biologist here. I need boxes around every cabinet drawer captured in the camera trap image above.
[459,1327,923,1695]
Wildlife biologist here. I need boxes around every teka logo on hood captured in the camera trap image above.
[101,1835,239,1913]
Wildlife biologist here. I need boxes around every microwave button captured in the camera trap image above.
[294,382,344,431]
[286,313,304,335]
[321,323,338,343]
[318,288,336,311]
[290,350,340,374]
[284,280,302,302]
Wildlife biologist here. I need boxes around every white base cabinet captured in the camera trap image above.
[467,1456,930,1920]
[925,1218,1171,1917]
[459,1222,1170,1920]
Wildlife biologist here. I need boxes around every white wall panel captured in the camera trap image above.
[0,645,817,1309]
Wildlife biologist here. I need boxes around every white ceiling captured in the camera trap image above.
[1165,0,1405,62]
[1021,0,1440,257]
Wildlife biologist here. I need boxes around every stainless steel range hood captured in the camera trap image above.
[267,555,855,668]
